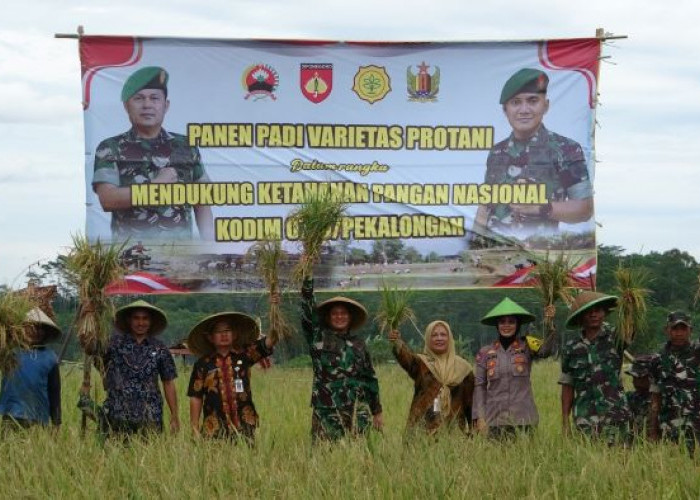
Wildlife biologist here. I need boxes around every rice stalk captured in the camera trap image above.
[247,236,293,343]
[288,189,347,282]
[531,253,576,336]
[0,291,37,373]
[375,280,416,335]
[62,233,125,357]
[614,265,650,344]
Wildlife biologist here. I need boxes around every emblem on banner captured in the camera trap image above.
[352,65,391,104]
[300,63,333,103]
[242,64,279,101]
[407,61,440,102]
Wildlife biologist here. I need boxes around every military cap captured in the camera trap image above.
[317,296,368,331]
[121,66,169,102]
[480,297,536,326]
[115,300,168,335]
[25,307,62,343]
[500,68,549,104]
[565,291,618,329]
[667,311,692,327]
[624,354,654,378]
[187,311,260,357]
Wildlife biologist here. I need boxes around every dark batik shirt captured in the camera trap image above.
[102,332,177,424]
[187,339,273,438]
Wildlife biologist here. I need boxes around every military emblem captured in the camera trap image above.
[352,65,391,104]
[242,64,279,101]
[300,63,332,103]
[407,61,439,102]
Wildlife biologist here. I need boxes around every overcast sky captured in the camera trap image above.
[1,0,699,286]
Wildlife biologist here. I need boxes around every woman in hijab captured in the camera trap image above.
[472,297,555,438]
[388,320,474,435]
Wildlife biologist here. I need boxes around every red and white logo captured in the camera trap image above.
[300,63,332,103]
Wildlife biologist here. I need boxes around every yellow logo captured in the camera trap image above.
[352,65,391,104]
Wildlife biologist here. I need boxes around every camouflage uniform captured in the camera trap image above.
[484,125,592,237]
[301,278,382,441]
[559,324,632,443]
[625,390,651,438]
[92,127,207,239]
[649,342,700,452]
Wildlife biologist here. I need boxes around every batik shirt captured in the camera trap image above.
[559,325,632,431]
[393,339,473,434]
[102,332,177,425]
[300,278,382,420]
[648,342,700,436]
[187,339,273,439]
[93,127,206,239]
[484,125,592,235]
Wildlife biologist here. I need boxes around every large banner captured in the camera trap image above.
[80,36,601,293]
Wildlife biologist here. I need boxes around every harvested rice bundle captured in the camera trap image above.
[288,189,347,282]
[531,253,576,336]
[0,292,36,373]
[614,265,650,344]
[62,234,125,356]
[375,280,416,335]
[248,236,292,343]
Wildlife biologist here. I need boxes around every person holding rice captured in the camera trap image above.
[186,301,279,443]
[388,321,474,435]
[300,270,383,442]
[559,291,633,444]
[472,297,555,438]
[0,308,62,430]
[100,300,179,437]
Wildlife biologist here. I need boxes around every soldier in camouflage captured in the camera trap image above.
[649,311,699,454]
[559,291,633,444]
[300,274,383,442]
[624,355,653,439]
[92,66,214,240]
[473,68,593,241]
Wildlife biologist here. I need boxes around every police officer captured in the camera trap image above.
[92,66,214,240]
[473,68,594,241]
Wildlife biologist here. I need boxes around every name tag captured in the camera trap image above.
[235,379,244,393]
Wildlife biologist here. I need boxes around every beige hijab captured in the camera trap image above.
[416,320,473,415]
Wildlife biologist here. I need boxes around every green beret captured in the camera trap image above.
[499,68,549,104]
[121,66,169,102]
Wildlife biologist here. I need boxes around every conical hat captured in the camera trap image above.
[114,300,168,336]
[187,312,259,357]
[480,297,536,326]
[317,296,368,331]
[25,308,62,343]
[565,291,618,329]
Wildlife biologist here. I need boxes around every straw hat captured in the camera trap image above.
[187,312,259,357]
[317,296,368,331]
[480,297,536,326]
[25,308,62,343]
[114,300,168,336]
[565,291,618,329]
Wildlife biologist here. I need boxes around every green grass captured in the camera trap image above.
[2,361,699,499]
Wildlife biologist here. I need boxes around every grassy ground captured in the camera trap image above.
[1,361,699,499]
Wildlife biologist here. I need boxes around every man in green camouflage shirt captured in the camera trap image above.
[473,68,593,241]
[649,311,699,454]
[92,66,213,240]
[300,276,383,442]
[559,291,632,444]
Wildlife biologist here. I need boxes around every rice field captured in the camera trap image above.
[1,360,699,499]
